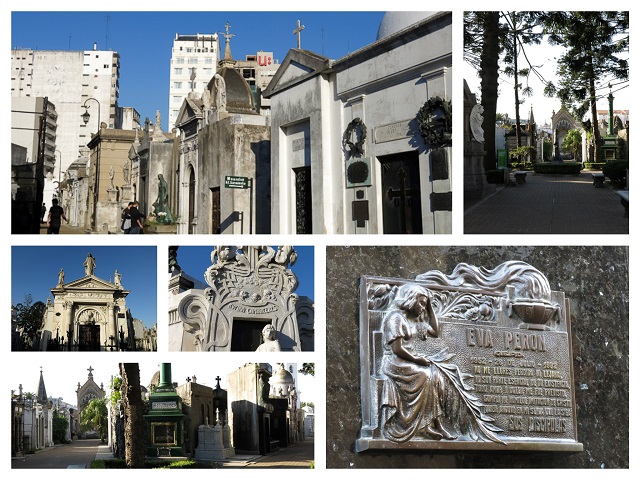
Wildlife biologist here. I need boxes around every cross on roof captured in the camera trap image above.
[293,20,305,49]
[88,366,94,376]
[222,21,235,41]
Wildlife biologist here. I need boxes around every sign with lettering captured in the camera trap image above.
[374,120,412,144]
[292,137,309,152]
[356,261,583,452]
[224,175,249,189]
[152,401,178,410]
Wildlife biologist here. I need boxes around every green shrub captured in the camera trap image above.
[532,162,582,174]
[508,161,533,171]
[602,160,628,185]
[583,162,606,170]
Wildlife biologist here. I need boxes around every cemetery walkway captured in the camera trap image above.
[11,439,108,469]
[464,170,628,234]
[222,438,315,468]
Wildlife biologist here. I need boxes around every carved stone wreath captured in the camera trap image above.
[343,117,367,157]
[417,97,452,147]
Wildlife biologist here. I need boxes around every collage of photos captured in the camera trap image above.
[9,7,629,473]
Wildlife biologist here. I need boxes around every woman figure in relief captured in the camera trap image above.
[380,283,456,442]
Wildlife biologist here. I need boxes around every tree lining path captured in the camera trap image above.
[465,171,628,234]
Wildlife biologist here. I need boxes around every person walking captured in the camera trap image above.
[129,201,144,234]
[46,198,67,234]
[121,202,133,234]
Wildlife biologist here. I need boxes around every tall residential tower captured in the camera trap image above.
[168,33,220,131]
[11,45,120,211]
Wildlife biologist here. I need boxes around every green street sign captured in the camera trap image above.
[224,175,249,189]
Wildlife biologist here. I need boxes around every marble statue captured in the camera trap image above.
[57,268,64,286]
[84,253,96,276]
[470,104,484,142]
[123,160,130,184]
[255,324,282,352]
[213,74,227,112]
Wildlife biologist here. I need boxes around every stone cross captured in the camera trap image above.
[293,20,305,49]
[88,366,94,377]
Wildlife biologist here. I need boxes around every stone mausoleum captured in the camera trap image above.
[264,12,452,234]
[39,252,134,351]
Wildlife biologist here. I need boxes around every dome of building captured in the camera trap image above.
[207,66,256,115]
[376,12,438,41]
[270,364,295,397]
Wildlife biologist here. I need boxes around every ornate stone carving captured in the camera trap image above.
[77,308,102,325]
[356,261,582,452]
[178,246,301,351]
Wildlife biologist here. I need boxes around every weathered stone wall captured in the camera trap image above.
[198,117,271,234]
[326,246,628,468]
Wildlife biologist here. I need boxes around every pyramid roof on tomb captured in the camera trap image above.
[175,95,204,129]
[262,49,331,98]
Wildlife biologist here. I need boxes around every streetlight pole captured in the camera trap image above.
[81,97,101,230]
[81,97,101,134]
[54,149,62,199]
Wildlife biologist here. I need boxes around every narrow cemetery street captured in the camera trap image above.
[464,170,628,234]
[11,439,107,469]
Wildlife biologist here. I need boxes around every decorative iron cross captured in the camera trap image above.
[386,167,415,233]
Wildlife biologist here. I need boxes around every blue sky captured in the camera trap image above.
[11,10,385,125]
[11,246,158,327]
[173,245,314,299]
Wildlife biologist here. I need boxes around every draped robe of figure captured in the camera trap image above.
[380,310,447,442]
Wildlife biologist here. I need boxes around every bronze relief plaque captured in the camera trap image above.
[356,261,583,452]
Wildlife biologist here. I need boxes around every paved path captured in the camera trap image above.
[12,439,109,469]
[12,438,314,469]
[241,437,314,468]
[464,171,628,234]
[39,223,92,234]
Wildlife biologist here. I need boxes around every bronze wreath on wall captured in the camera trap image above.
[343,117,367,157]
[418,97,452,147]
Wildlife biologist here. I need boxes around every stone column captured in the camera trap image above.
[63,301,74,349]
[107,303,116,345]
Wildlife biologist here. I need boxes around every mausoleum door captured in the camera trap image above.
[293,166,312,234]
[78,324,101,351]
[379,151,423,234]
[230,319,270,351]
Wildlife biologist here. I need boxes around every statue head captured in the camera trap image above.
[262,324,276,341]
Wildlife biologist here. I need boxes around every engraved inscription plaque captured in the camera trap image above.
[356,261,583,452]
